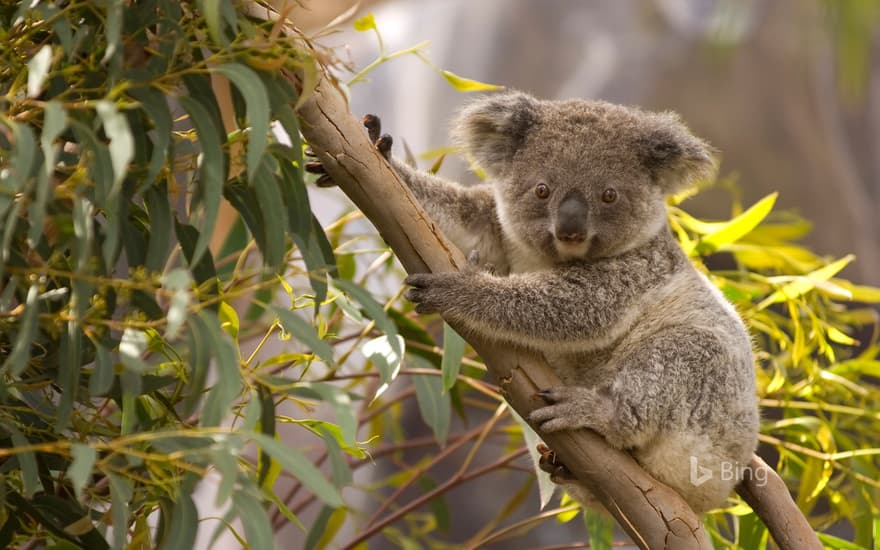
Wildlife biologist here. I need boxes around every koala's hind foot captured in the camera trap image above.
[304,114,393,186]
[536,443,575,483]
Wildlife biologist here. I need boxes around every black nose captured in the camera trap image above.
[555,193,588,243]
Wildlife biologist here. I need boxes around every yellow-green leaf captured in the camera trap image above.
[440,70,503,92]
[756,255,855,310]
[353,13,377,32]
[694,192,777,255]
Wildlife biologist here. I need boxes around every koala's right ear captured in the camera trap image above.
[452,92,540,176]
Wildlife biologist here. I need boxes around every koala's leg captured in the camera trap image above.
[529,329,724,451]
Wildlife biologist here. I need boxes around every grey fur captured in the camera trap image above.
[399,91,758,514]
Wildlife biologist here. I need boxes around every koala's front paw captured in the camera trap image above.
[529,387,598,433]
[304,114,393,187]
[536,443,576,483]
[404,272,465,315]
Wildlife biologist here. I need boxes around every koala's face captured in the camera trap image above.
[454,93,716,263]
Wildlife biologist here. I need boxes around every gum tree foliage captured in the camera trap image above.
[0,2,878,549]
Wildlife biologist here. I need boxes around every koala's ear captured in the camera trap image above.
[638,114,718,194]
[452,91,540,176]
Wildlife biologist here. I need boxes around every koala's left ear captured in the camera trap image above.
[638,114,718,194]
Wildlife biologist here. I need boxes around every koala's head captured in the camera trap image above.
[453,91,716,262]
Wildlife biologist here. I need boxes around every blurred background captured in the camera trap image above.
[300,0,880,286]
[278,1,880,548]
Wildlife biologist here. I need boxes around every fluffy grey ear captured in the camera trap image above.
[638,113,717,194]
[452,91,540,176]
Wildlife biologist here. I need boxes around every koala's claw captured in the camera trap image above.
[536,443,576,482]
[362,114,393,160]
[363,114,382,143]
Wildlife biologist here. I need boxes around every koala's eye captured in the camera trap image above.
[535,183,550,199]
[601,188,618,203]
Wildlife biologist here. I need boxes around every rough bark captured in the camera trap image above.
[736,456,823,550]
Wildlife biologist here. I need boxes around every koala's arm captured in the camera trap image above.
[390,158,505,267]
[406,247,677,349]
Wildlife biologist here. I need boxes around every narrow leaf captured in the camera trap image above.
[695,193,777,255]
[440,322,465,392]
[274,307,335,367]
[410,355,450,445]
[67,444,97,501]
[440,70,504,92]
[250,433,343,508]
[213,63,270,183]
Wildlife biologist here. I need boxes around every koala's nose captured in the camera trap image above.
[555,193,588,243]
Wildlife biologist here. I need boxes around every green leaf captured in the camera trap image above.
[174,220,219,303]
[129,87,172,186]
[89,343,115,396]
[694,192,778,255]
[144,184,172,272]
[584,508,615,550]
[362,335,404,400]
[213,63,270,183]
[29,100,67,245]
[107,473,133,550]
[102,0,123,64]
[274,307,335,367]
[252,157,288,270]
[69,119,113,205]
[439,70,504,92]
[200,0,229,47]
[0,119,37,219]
[1,285,39,376]
[295,382,356,446]
[8,427,40,498]
[333,279,399,353]
[119,327,148,374]
[163,491,197,550]
[67,444,97,501]
[440,322,465,392]
[232,491,273,550]
[305,506,346,550]
[162,269,191,340]
[250,433,343,508]
[200,311,242,427]
[180,95,226,266]
[353,13,377,32]
[410,355,450,446]
[26,45,53,98]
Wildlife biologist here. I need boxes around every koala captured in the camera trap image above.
[310,92,759,514]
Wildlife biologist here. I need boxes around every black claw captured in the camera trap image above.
[363,114,382,143]
[305,160,326,175]
[316,174,335,187]
[304,148,317,158]
[375,134,393,159]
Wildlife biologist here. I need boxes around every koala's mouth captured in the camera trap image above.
[554,236,592,260]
